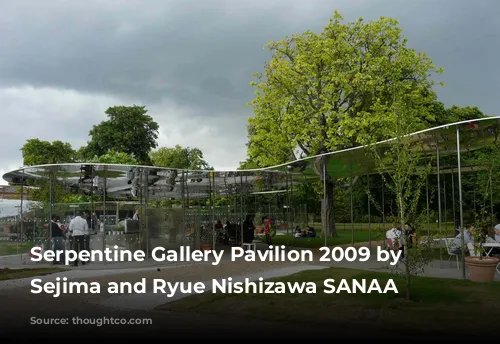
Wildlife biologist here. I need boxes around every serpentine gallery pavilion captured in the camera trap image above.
[2,117,500,279]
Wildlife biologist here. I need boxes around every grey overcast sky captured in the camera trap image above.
[0,0,499,184]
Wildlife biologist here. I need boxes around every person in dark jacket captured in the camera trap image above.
[50,215,66,265]
[243,215,256,244]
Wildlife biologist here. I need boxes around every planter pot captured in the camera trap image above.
[200,243,213,251]
[465,256,499,282]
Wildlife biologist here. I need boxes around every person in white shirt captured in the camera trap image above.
[493,224,500,243]
[450,227,473,254]
[489,224,500,255]
[386,227,403,250]
[133,209,140,221]
[69,211,89,266]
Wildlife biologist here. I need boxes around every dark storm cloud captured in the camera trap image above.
[1,0,499,115]
[0,0,311,116]
[0,0,499,184]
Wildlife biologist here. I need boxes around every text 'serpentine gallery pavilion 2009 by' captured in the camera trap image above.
[2,117,500,280]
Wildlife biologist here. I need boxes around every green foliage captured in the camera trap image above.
[88,150,139,165]
[26,178,90,205]
[368,87,434,300]
[247,11,442,166]
[81,105,159,164]
[21,139,76,166]
[151,145,211,170]
[429,103,487,127]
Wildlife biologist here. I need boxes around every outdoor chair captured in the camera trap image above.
[486,236,497,244]
[467,242,480,257]
[444,238,460,270]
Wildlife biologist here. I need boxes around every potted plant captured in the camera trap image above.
[199,225,213,251]
[465,224,499,282]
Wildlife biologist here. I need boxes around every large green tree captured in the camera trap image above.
[429,102,486,126]
[246,11,442,236]
[151,145,211,170]
[20,139,76,166]
[88,149,139,165]
[150,145,211,207]
[81,105,159,164]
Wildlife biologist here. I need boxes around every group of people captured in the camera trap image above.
[385,223,416,257]
[386,219,500,257]
[50,210,94,266]
[215,215,274,246]
[449,221,500,256]
[294,225,316,238]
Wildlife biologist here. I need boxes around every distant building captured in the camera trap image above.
[0,185,30,200]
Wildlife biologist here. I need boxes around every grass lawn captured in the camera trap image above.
[0,242,33,256]
[158,267,500,333]
[296,222,456,234]
[268,232,373,248]
[0,267,67,280]
[270,222,457,248]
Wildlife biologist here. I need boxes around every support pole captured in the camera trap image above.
[211,172,216,250]
[181,171,186,245]
[436,143,443,268]
[90,166,95,235]
[102,167,107,256]
[425,154,430,243]
[323,160,327,247]
[490,170,494,226]
[456,126,466,279]
[452,170,456,233]
[382,181,385,226]
[444,174,448,234]
[20,171,24,262]
[436,143,442,233]
[49,172,53,246]
[240,174,244,246]
[350,163,354,246]
[144,169,149,258]
[367,174,371,250]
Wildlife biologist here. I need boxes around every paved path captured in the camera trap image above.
[1,244,499,339]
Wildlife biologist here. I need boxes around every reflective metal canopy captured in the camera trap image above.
[3,116,499,200]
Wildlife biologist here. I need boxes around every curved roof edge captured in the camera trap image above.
[3,115,499,184]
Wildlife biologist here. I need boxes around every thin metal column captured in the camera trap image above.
[181,171,186,245]
[367,174,371,250]
[49,172,53,245]
[286,172,290,235]
[436,143,442,233]
[350,163,354,246]
[20,171,24,262]
[90,166,95,235]
[323,160,327,247]
[456,126,466,279]
[444,174,448,233]
[144,169,149,258]
[102,167,107,256]
[240,174,244,246]
[211,172,216,250]
[452,170,456,232]
[489,170,494,226]
[436,143,442,268]
[382,181,385,226]
[425,154,430,243]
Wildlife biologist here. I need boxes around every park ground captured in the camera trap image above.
[0,222,455,257]
[1,241,499,339]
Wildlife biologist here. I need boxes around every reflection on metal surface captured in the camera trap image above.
[2,117,500,200]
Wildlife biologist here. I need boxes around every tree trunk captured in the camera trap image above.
[314,156,338,238]
[324,180,337,237]
[398,192,411,300]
